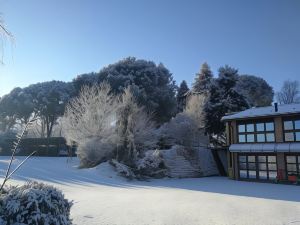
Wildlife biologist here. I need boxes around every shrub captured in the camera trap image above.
[0,182,72,225]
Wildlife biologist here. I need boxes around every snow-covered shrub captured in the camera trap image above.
[136,150,167,178]
[0,181,72,225]
[110,159,136,179]
[62,82,119,168]
[116,87,157,166]
[77,137,113,168]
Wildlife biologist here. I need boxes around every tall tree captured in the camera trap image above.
[205,65,249,136]
[73,57,177,123]
[192,62,213,94]
[176,80,189,112]
[236,75,274,107]
[276,80,300,104]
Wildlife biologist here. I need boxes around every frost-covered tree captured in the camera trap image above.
[185,94,206,129]
[276,80,300,104]
[73,57,177,123]
[117,87,157,166]
[192,62,213,94]
[176,80,189,112]
[205,65,249,136]
[236,75,274,107]
[62,82,119,167]
[24,81,74,138]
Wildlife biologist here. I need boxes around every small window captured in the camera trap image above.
[265,122,274,131]
[257,134,265,142]
[268,164,277,170]
[268,156,276,163]
[259,171,268,179]
[266,133,275,142]
[285,132,294,142]
[239,162,247,170]
[295,120,300,129]
[286,156,296,163]
[287,164,297,172]
[296,132,300,141]
[258,156,266,162]
[248,170,256,179]
[238,124,246,133]
[284,121,294,130]
[239,170,247,178]
[247,134,255,142]
[268,171,277,180]
[239,155,247,162]
[258,163,267,170]
[246,124,254,132]
[239,135,246,143]
[248,156,255,162]
[256,123,265,132]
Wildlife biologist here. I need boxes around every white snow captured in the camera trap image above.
[221,103,300,121]
[1,156,300,225]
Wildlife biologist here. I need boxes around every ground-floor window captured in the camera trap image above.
[286,154,300,176]
[238,154,277,180]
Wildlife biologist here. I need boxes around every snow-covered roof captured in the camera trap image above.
[229,143,300,153]
[221,103,300,121]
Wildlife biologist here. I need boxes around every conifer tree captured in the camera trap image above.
[192,62,213,94]
[176,80,189,112]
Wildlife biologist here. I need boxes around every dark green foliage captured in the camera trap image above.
[73,57,177,123]
[176,80,189,112]
[205,65,249,135]
[236,75,274,107]
[192,62,213,94]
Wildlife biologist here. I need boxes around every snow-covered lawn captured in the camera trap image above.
[1,157,299,225]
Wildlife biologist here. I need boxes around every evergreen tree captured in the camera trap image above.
[205,65,249,136]
[176,80,189,112]
[192,62,213,94]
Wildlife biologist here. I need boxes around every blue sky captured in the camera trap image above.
[0,0,299,97]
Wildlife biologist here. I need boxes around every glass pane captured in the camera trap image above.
[268,156,276,163]
[265,122,274,131]
[256,123,265,132]
[240,170,247,178]
[268,163,277,171]
[287,164,297,172]
[248,163,256,170]
[285,132,294,142]
[247,134,255,142]
[284,121,293,130]
[246,124,254,132]
[248,156,256,162]
[258,156,267,162]
[239,135,246,143]
[268,171,277,180]
[286,156,296,163]
[248,170,256,179]
[257,134,265,142]
[296,132,300,141]
[239,155,247,162]
[298,156,300,162]
[288,171,297,176]
[295,120,300,129]
[258,163,267,170]
[238,124,245,133]
[266,133,275,142]
[239,162,247,170]
[259,171,268,179]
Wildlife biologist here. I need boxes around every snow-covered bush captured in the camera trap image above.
[77,137,113,168]
[116,87,157,166]
[62,82,119,168]
[0,181,72,225]
[110,159,136,179]
[136,150,167,178]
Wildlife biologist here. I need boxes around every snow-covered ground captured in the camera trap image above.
[0,157,299,225]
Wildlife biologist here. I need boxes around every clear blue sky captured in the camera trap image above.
[0,0,299,97]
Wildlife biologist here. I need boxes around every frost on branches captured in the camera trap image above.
[0,181,72,225]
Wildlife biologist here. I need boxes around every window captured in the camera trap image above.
[238,154,277,180]
[237,121,275,143]
[283,118,300,142]
[286,155,300,176]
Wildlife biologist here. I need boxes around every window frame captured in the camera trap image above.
[285,153,300,177]
[237,120,275,144]
[282,117,300,142]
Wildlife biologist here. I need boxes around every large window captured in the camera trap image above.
[238,121,275,143]
[286,155,300,176]
[238,154,277,180]
[283,118,300,142]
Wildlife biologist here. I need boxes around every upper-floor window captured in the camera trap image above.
[238,121,275,143]
[283,118,300,142]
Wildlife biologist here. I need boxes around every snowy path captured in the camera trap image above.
[1,157,300,225]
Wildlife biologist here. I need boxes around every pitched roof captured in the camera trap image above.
[221,103,300,121]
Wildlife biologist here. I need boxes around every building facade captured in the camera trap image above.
[222,103,300,183]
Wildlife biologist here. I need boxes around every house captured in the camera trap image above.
[221,103,300,183]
